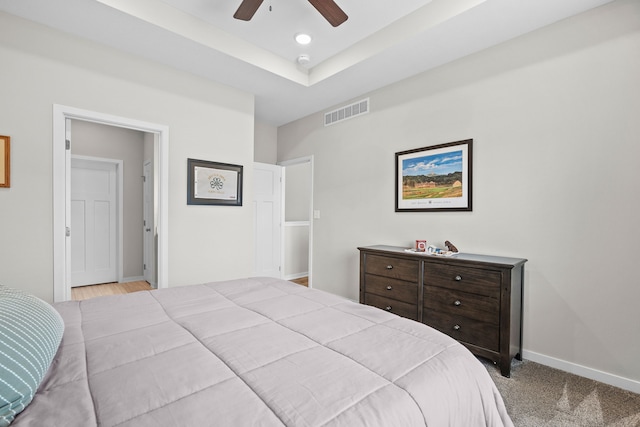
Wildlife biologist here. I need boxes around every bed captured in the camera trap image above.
[1,277,513,426]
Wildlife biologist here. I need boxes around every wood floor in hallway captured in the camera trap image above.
[290,277,308,287]
[72,277,308,301]
[71,281,153,301]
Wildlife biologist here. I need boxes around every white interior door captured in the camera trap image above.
[143,160,155,287]
[253,162,283,278]
[70,158,117,287]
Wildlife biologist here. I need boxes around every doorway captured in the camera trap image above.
[52,105,169,302]
[68,119,145,288]
[279,156,314,288]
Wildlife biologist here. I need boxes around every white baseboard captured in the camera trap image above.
[120,276,145,283]
[284,272,308,281]
[523,350,640,394]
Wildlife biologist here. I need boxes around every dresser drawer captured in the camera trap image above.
[423,311,499,351]
[365,274,418,305]
[364,293,418,320]
[425,263,500,297]
[364,254,418,282]
[423,286,499,324]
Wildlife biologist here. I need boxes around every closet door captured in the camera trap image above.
[70,158,117,287]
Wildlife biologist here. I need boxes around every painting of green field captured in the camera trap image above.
[402,184,462,199]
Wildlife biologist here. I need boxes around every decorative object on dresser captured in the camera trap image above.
[359,245,527,377]
[444,240,458,253]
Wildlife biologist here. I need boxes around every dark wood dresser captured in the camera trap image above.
[359,245,527,377]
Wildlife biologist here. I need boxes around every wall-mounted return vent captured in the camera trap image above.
[324,98,369,126]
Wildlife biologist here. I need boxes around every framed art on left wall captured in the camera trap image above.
[0,135,9,188]
[187,158,243,206]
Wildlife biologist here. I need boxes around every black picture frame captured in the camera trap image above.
[187,158,243,206]
[395,139,472,212]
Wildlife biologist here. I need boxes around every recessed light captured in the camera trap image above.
[295,33,312,45]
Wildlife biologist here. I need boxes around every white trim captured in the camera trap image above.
[120,276,145,283]
[142,159,156,287]
[279,167,286,282]
[70,155,124,285]
[522,350,640,394]
[284,221,310,227]
[278,156,314,289]
[284,272,309,281]
[53,104,169,302]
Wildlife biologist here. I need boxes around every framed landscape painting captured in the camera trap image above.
[395,139,472,212]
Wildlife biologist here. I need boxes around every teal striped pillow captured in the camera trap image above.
[0,285,64,426]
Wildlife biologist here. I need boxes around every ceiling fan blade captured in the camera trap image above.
[233,0,264,21]
[308,0,348,27]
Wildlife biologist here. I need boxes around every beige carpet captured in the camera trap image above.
[484,359,640,426]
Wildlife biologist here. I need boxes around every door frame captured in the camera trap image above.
[279,156,314,288]
[142,159,156,287]
[53,104,169,302]
[70,155,124,286]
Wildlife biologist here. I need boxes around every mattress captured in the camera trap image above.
[12,277,513,426]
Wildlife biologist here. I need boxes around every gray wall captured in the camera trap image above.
[0,11,255,301]
[71,120,145,280]
[254,121,278,164]
[283,162,311,278]
[278,0,640,388]
[284,162,311,222]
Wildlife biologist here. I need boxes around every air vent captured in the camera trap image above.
[324,98,369,126]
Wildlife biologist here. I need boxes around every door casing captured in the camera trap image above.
[143,159,156,287]
[53,104,169,302]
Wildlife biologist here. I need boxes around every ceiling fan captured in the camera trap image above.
[234,0,348,27]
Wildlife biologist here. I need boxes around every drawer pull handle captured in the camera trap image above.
[453,324,461,331]
[385,306,392,311]
[386,265,393,270]
[386,285,393,290]
[454,275,462,281]
[454,300,461,306]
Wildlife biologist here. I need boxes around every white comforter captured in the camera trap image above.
[14,277,513,426]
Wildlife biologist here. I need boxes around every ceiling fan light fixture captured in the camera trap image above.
[295,33,312,45]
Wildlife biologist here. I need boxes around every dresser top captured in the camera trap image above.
[358,245,527,268]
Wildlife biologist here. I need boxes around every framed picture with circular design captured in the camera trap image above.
[187,158,243,206]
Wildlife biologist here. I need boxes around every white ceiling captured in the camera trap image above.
[0,0,613,126]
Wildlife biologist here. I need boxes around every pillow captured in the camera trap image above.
[0,285,64,426]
